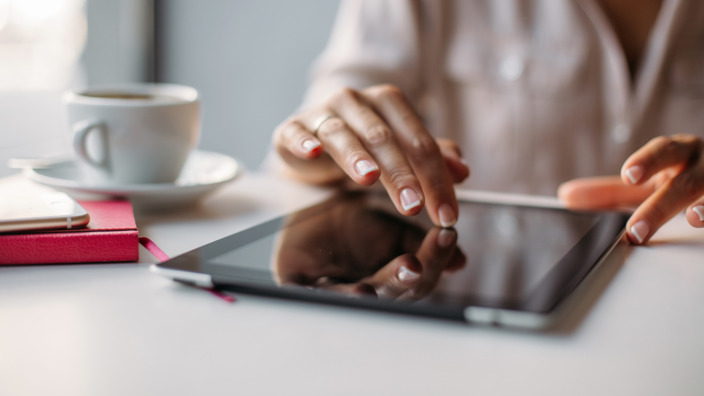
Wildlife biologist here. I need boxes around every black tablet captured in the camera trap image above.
[151,190,629,328]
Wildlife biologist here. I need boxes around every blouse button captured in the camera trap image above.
[611,122,631,143]
[499,55,525,82]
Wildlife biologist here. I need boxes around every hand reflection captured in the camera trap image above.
[273,194,466,301]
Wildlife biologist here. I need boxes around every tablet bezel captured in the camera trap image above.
[151,190,629,328]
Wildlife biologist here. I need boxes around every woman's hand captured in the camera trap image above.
[559,134,704,244]
[273,194,466,300]
[273,84,470,228]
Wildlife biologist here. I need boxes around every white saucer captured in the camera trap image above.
[26,150,243,210]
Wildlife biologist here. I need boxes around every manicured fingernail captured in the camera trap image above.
[629,220,650,244]
[355,159,378,176]
[693,206,704,222]
[400,188,422,211]
[438,204,456,228]
[438,229,455,248]
[397,265,420,282]
[302,139,320,153]
[625,165,644,185]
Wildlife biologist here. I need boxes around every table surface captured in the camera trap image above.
[1,172,703,396]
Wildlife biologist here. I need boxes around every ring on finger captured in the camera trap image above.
[312,114,337,136]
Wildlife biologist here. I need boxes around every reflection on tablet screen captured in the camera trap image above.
[206,192,620,312]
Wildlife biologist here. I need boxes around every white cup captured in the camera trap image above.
[65,83,201,185]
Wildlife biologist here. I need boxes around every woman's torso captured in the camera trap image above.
[305,0,704,194]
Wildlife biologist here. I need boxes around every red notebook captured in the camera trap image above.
[0,200,139,265]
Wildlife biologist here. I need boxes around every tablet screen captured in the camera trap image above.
[159,191,628,318]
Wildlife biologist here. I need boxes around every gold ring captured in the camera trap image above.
[312,114,336,136]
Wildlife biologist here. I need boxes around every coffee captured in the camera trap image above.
[80,92,183,103]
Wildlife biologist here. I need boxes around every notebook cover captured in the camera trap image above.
[0,200,139,265]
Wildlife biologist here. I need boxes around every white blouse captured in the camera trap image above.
[301,0,704,195]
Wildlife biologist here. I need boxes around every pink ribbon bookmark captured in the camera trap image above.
[139,237,235,303]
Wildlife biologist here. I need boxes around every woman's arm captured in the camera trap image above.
[272,0,469,228]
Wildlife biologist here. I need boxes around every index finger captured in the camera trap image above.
[362,85,459,228]
[404,227,464,299]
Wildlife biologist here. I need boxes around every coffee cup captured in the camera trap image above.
[64,83,201,185]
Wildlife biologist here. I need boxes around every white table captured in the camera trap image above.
[1,172,703,396]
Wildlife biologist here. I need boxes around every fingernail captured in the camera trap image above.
[629,220,650,244]
[693,206,704,222]
[438,204,456,228]
[438,229,455,248]
[625,165,644,185]
[302,139,320,153]
[400,188,422,211]
[397,265,420,282]
[354,159,378,176]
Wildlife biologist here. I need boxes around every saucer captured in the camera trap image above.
[26,150,243,210]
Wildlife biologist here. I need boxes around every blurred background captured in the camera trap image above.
[0,0,340,178]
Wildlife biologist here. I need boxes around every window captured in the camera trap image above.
[0,0,153,178]
[0,0,86,91]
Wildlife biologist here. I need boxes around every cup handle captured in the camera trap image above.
[72,120,108,170]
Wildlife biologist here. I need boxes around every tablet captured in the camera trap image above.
[151,190,629,328]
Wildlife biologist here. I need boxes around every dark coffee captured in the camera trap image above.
[81,92,183,102]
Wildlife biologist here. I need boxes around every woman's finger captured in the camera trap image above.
[314,281,379,297]
[626,159,704,244]
[273,112,349,185]
[362,85,459,227]
[618,134,704,244]
[687,199,704,228]
[558,176,654,209]
[621,134,702,186]
[274,117,322,160]
[365,228,461,301]
[404,227,462,299]
[365,254,423,299]
[304,110,381,186]
[438,139,470,183]
[328,87,423,213]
